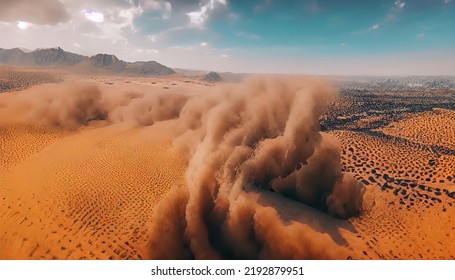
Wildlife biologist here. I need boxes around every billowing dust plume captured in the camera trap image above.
[0,83,106,128]
[0,83,188,128]
[147,77,365,259]
[0,77,364,259]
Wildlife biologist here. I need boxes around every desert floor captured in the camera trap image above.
[0,68,454,259]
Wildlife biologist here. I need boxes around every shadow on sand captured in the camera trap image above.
[252,189,357,246]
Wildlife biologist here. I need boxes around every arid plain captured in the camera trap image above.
[0,67,454,260]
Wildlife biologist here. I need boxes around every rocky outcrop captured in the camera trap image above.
[126,61,175,76]
[89,54,127,72]
[201,71,222,82]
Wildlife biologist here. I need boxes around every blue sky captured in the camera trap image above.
[0,0,454,75]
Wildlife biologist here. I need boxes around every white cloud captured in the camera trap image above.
[136,48,159,54]
[370,24,380,30]
[17,21,32,30]
[385,0,406,21]
[117,6,143,32]
[141,0,171,19]
[82,10,105,23]
[144,25,186,44]
[417,33,425,39]
[444,0,451,3]
[142,0,162,10]
[168,45,195,51]
[164,2,172,12]
[147,34,157,42]
[186,0,227,27]
[142,0,172,11]
[200,42,208,47]
[186,10,205,26]
[395,1,406,9]
[75,2,145,51]
[162,2,172,19]
[220,54,228,58]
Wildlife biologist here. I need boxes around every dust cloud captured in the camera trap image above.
[147,77,365,259]
[0,77,365,259]
[0,83,106,128]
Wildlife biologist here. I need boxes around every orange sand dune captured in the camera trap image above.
[0,120,186,259]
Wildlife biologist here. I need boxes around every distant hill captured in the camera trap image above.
[0,47,85,66]
[89,53,126,70]
[175,68,249,83]
[201,71,222,82]
[173,68,208,76]
[218,72,250,83]
[126,61,175,76]
[0,47,175,76]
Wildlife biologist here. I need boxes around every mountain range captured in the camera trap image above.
[0,47,175,76]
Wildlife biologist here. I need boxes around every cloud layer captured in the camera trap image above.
[0,0,69,25]
[0,0,453,75]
